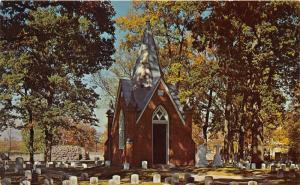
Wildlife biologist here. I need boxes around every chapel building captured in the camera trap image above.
[104,21,195,167]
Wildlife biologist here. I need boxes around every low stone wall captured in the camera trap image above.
[51,145,86,161]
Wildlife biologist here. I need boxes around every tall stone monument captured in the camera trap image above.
[195,144,208,167]
[212,144,223,167]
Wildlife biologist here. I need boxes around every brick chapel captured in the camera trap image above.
[104,21,195,167]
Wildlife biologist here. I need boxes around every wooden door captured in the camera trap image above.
[153,124,167,164]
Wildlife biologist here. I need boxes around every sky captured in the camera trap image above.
[0,1,132,140]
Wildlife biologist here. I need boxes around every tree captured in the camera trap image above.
[188,2,299,165]
[0,1,115,163]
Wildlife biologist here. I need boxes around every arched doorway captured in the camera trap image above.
[152,105,169,164]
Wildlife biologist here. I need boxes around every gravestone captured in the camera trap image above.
[245,161,251,170]
[290,164,295,169]
[153,174,161,183]
[112,175,121,184]
[212,145,223,167]
[105,160,111,167]
[261,163,266,169]
[15,157,24,172]
[90,177,98,185]
[142,161,147,169]
[204,176,213,185]
[131,174,139,184]
[69,176,78,185]
[229,182,239,185]
[82,163,88,169]
[251,163,256,170]
[108,179,116,185]
[24,170,32,180]
[20,180,31,185]
[247,181,257,185]
[123,162,130,170]
[195,144,208,167]
[62,180,71,185]
[35,168,42,175]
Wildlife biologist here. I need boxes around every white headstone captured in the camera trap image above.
[90,177,98,185]
[62,180,71,185]
[20,180,31,185]
[251,163,256,170]
[123,162,130,170]
[82,163,88,169]
[108,179,116,185]
[212,145,223,167]
[105,160,111,167]
[172,173,179,184]
[247,181,257,185]
[131,174,139,184]
[195,144,209,167]
[35,168,42,175]
[24,170,32,180]
[245,161,251,169]
[204,176,213,185]
[153,174,161,183]
[229,182,239,185]
[69,176,78,185]
[141,161,147,169]
[70,162,76,167]
[112,175,120,184]
[261,163,266,169]
[290,164,295,169]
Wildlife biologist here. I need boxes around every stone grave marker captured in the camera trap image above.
[35,168,42,175]
[20,180,31,185]
[204,176,213,185]
[90,177,98,185]
[112,175,121,184]
[261,163,266,169]
[212,145,223,167]
[195,144,208,167]
[247,181,257,185]
[131,174,139,184]
[251,163,256,170]
[24,170,32,180]
[108,179,116,185]
[62,180,71,185]
[229,182,239,185]
[70,162,76,167]
[105,160,111,167]
[69,176,78,185]
[123,162,130,170]
[290,164,295,169]
[153,174,161,183]
[141,161,147,169]
[82,163,88,169]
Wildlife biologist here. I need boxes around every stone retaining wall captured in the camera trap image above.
[51,145,86,161]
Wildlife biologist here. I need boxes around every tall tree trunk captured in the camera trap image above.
[44,128,52,163]
[203,89,213,142]
[251,98,264,168]
[238,93,247,161]
[224,83,232,164]
[28,111,34,164]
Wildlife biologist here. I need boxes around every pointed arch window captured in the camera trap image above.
[119,110,125,149]
[152,105,168,123]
